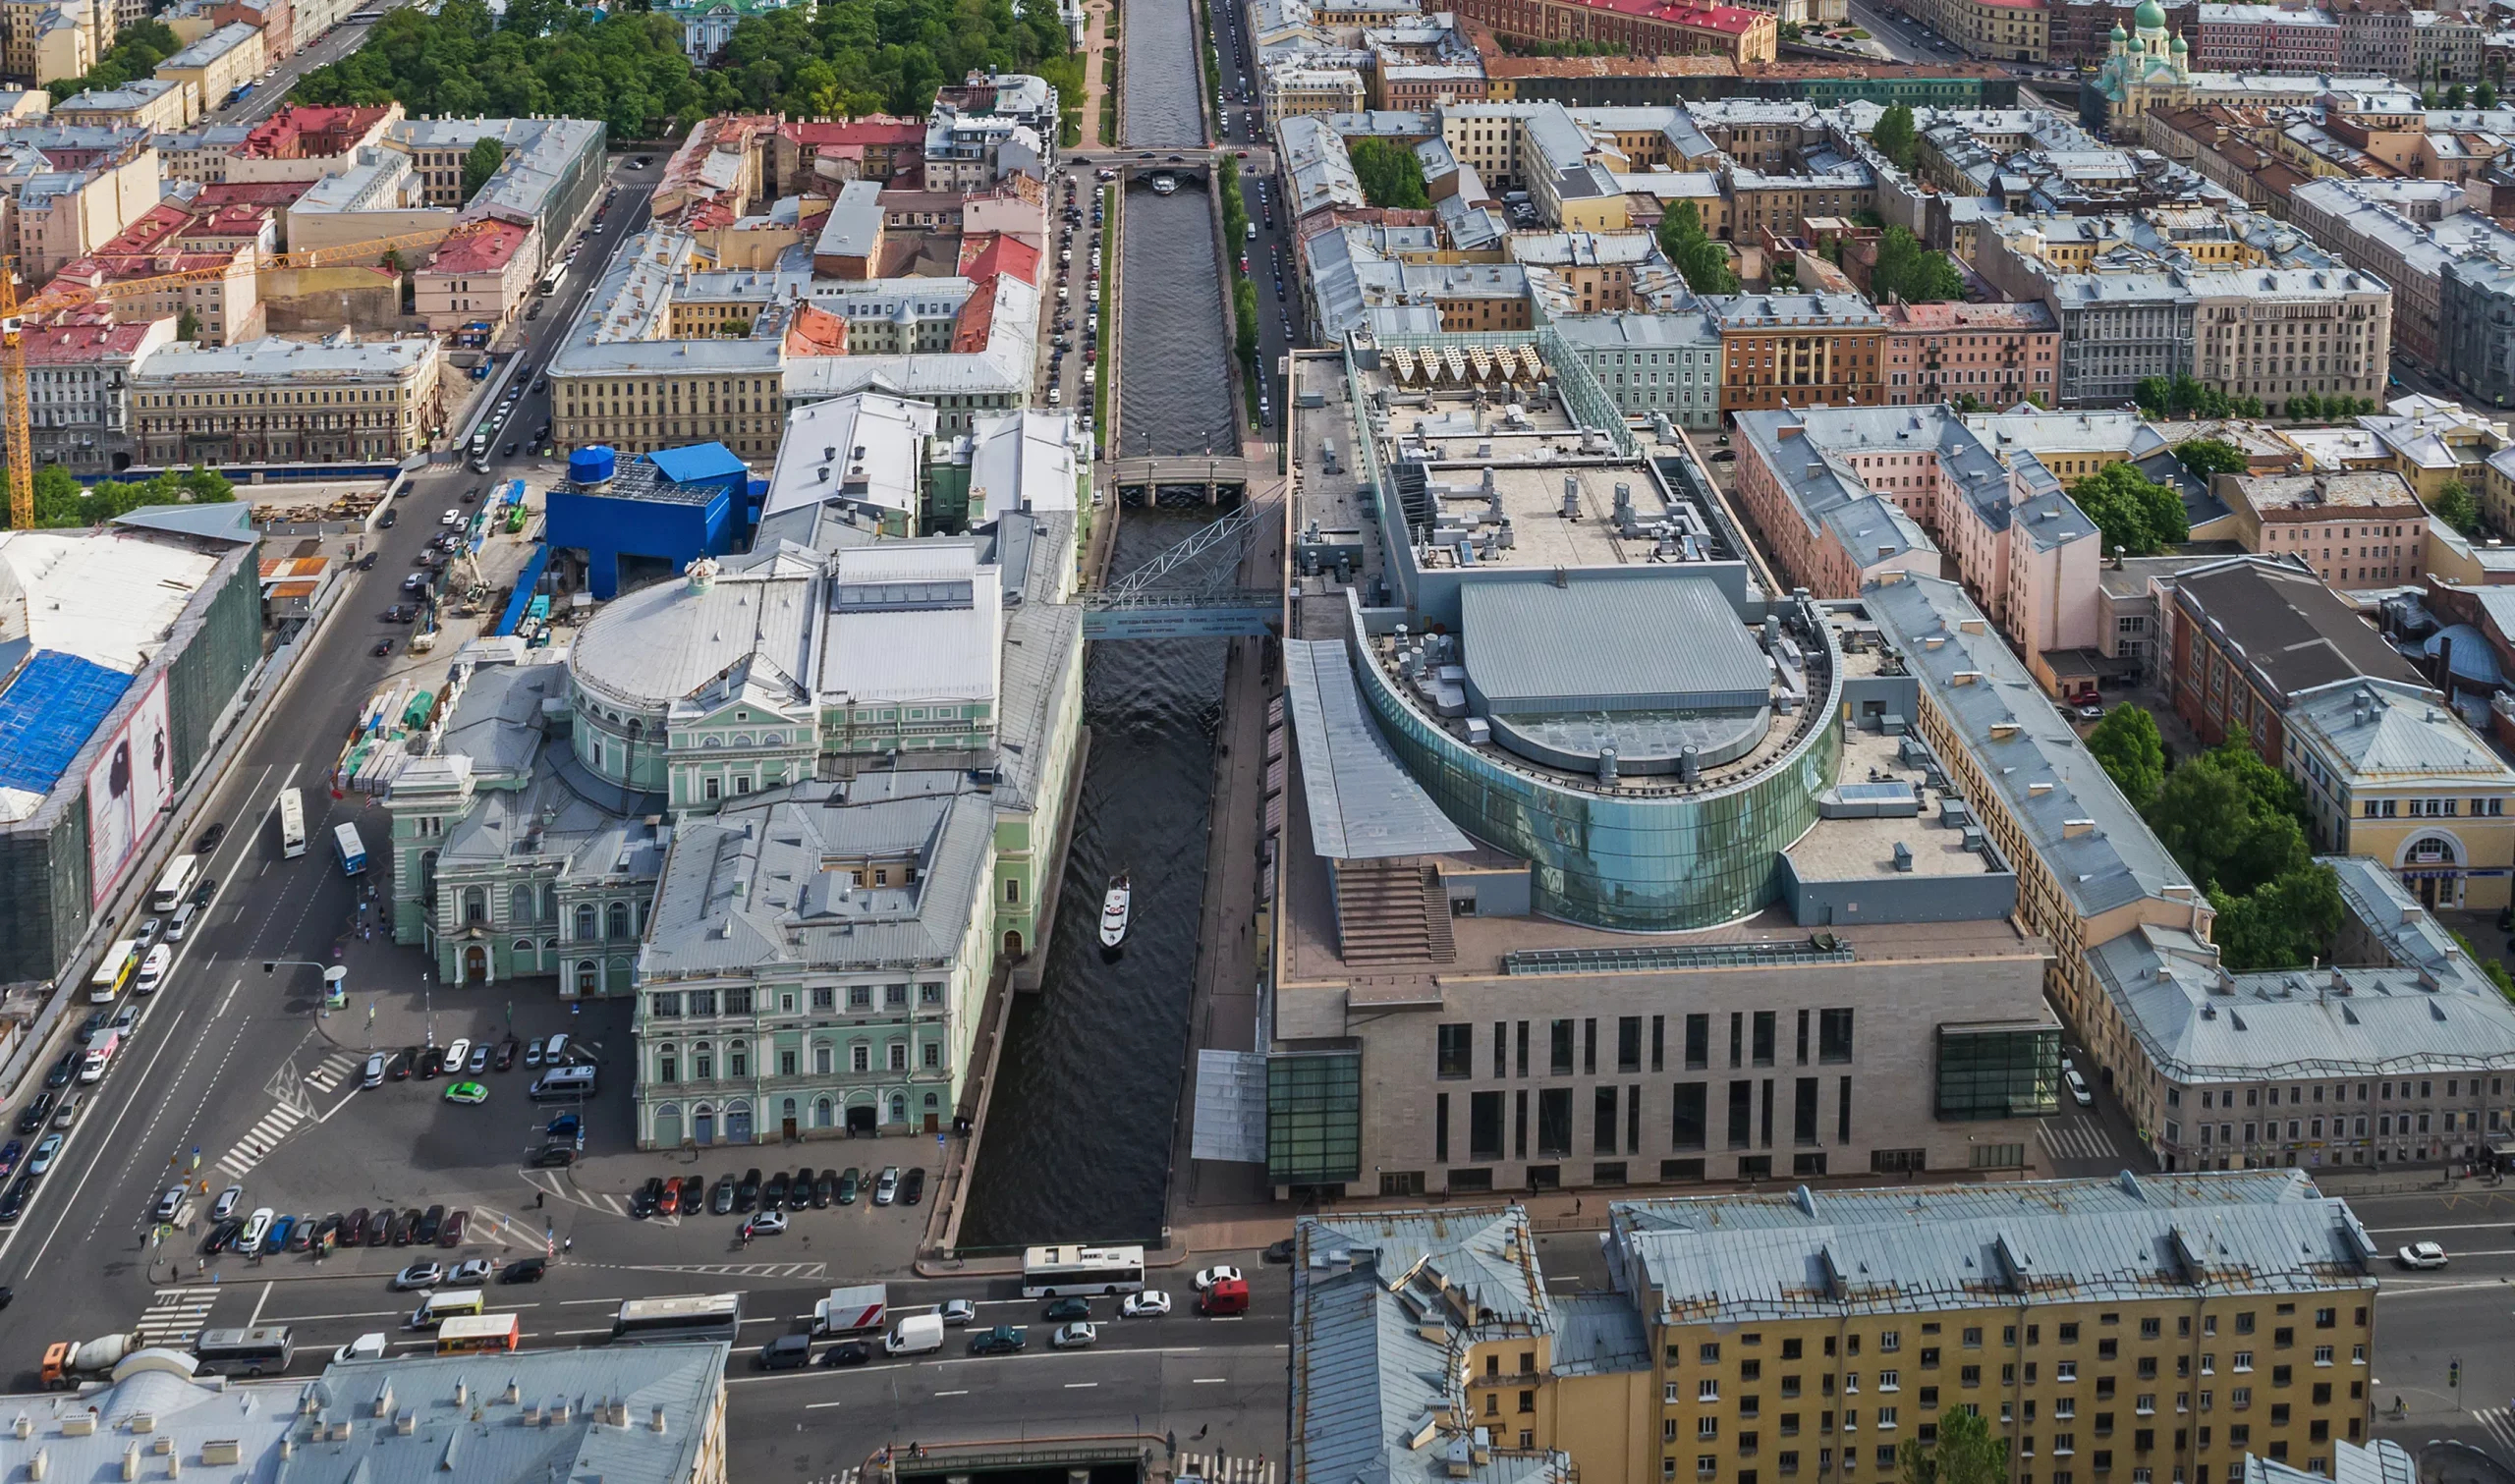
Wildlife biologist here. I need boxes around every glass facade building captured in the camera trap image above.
[1343,602,1846,933]
[1935,1022,2063,1121]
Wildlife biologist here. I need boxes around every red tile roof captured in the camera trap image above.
[196,180,312,209]
[235,104,394,159]
[957,231,1040,286]
[783,302,850,357]
[782,117,924,147]
[950,276,1000,353]
[423,218,530,275]
[18,319,161,362]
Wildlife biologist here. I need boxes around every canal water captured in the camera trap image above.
[958,0,1241,1249]
[1121,0,1204,146]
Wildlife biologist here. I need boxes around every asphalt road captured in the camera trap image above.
[216,0,419,129]
[2352,1184,2515,1463]
[0,158,654,1392]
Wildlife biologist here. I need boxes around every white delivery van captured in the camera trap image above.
[884,1312,946,1356]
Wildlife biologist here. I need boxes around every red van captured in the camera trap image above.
[1199,1278,1250,1316]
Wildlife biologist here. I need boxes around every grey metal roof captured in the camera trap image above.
[1610,1170,2376,1324]
[0,1367,298,1483]
[639,780,994,977]
[113,502,255,544]
[1548,1292,1649,1377]
[2288,677,2509,781]
[2087,857,2515,1082]
[1292,1208,1572,1484]
[2173,555,2422,701]
[279,1343,725,1484]
[1865,574,2196,919]
[2249,1441,2417,1484]
[1284,638,1471,860]
[1459,577,1768,715]
[567,545,820,715]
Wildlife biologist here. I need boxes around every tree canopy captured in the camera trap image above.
[1348,138,1428,210]
[1656,201,1737,295]
[2173,438,2249,479]
[1871,102,1919,171]
[1900,1406,2008,1484]
[2086,704,2165,810]
[43,19,179,102]
[290,0,1081,140]
[2069,462,2190,557]
[2434,478,2483,537]
[2135,373,2262,420]
[462,137,507,201]
[2143,741,2343,972]
[1,466,235,530]
[1869,225,1964,303]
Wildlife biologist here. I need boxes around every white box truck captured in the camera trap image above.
[810,1284,887,1338]
[883,1312,945,1356]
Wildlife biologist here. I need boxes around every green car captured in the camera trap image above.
[443,1081,488,1105]
[837,1167,862,1205]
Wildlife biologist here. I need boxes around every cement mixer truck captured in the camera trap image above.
[41,1332,140,1387]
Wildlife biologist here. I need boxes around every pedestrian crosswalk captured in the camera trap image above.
[135,1288,217,1347]
[215,1103,306,1180]
[2039,1114,2123,1163]
[2470,1406,2515,1457]
[1180,1453,1276,1484]
[301,1051,362,1094]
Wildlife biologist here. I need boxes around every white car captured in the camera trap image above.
[940,1299,978,1326]
[333,1332,387,1364]
[391,1261,444,1291]
[1121,1291,1172,1318]
[237,1207,274,1251]
[1192,1265,1242,1292]
[135,945,171,994]
[2397,1241,2448,1270]
[449,1258,494,1284]
[746,1209,789,1236]
[439,509,462,526]
[2064,1068,2094,1107]
[77,1046,110,1083]
[1050,1321,1098,1349]
[210,1185,244,1222]
[362,1052,388,1089]
[440,1038,472,1073]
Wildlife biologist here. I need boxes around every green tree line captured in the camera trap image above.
[43,19,180,102]
[291,0,1081,143]
[1349,138,1428,210]
[1,465,236,531]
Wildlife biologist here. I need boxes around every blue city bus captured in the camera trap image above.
[333,822,367,876]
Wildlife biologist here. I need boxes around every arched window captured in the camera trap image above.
[539,885,555,922]
[462,886,486,925]
[813,1097,834,1128]
[888,1092,906,1123]
[419,850,438,905]
[574,904,596,940]
[512,938,534,962]
[542,937,559,959]
[606,902,631,940]
[695,1042,714,1080]
[510,886,534,923]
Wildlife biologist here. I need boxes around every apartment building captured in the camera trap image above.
[1735,405,2101,687]
[2193,3,2340,71]
[1907,0,2048,61]
[2164,554,2422,761]
[1709,292,1884,412]
[1723,159,1875,240]
[127,329,444,466]
[0,0,92,90]
[2215,469,2428,592]
[1880,299,2058,409]
[411,216,537,333]
[20,314,173,470]
[1446,0,1777,63]
[51,78,190,132]
[1293,1180,2383,1484]
[2288,179,2510,368]
[152,22,265,123]
[1551,308,1724,430]
[0,123,158,285]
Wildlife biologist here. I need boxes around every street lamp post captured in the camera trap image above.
[261,961,348,1018]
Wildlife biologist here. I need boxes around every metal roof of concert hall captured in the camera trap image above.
[1285,638,1474,860]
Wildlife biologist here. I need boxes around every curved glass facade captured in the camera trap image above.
[1348,615,1845,933]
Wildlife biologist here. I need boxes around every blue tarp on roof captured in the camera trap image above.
[496,544,553,637]
[0,650,133,796]
[644,442,748,489]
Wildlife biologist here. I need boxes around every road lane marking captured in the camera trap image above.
[806,1402,845,1410]
[1064,1382,1098,1389]
[2368,1222,2515,1234]
[1193,1377,1226,1383]
[934,1390,969,1397]
[249,1281,273,1327]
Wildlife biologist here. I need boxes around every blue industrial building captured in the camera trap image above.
[543,443,754,599]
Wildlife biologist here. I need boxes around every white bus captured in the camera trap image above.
[1021,1244,1147,1297]
[612,1293,742,1345]
[538,262,565,296]
[150,854,200,913]
[276,788,307,859]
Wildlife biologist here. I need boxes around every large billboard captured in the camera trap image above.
[86,674,172,907]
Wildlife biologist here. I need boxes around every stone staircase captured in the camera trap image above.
[1335,858,1456,965]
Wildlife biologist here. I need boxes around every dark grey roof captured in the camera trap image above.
[2175,556,2420,701]
[1460,577,1767,714]
[1285,638,1472,860]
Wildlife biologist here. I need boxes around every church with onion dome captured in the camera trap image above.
[2091,0,2194,133]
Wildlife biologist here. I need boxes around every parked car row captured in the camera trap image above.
[362,1032,578,1087]
[200,1201,488,1257]
[635,1163,924,1220]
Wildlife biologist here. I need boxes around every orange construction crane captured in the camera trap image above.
[2,228,464,527]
